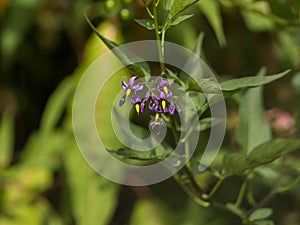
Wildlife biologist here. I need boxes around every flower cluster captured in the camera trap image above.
[119,76,183,121]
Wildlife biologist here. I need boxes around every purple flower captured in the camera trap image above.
[157,79,172,99]
[130,95,145,115]
[119,76,143,106]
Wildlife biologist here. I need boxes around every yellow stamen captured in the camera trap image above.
[163,86,168,94]
[155,113,159,121]
[162,100,166,110]
[135,104,140,115]
[126,88,131,97]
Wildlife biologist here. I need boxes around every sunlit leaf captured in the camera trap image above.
[0,109,14,169]
[64,141,119,225]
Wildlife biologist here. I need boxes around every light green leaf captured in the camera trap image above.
[291,71,300,93]
[169,14,194,27]
[85,14,150,77]
[193,32,205,57]
[65,141,119,225]
[0,109,14,169]
[249,208,273,222]
[198,0,226,47]
[40,76,75,134]
[134,18,155,30]
[220,69,290,92]
[236,68,272,154]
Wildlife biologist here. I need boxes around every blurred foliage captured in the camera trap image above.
[1,0,300,225]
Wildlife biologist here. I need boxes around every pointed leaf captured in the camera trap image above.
[198,0,226,47]
[169,14,194,27]
[249,208,273,222]
[134,19,155,30]
[220,69,290,92]
[163,0,199,29]
[236,68,272,153]
[85,14,151,77]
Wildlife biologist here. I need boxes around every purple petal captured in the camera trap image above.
[128,76,137,87]
[121,77,128,90]
[169,105,175,115]
[130,95,142,105]
[132,84,143,92]
[158,79,169,89]
[119,94,126,106]
[140,102,145,112]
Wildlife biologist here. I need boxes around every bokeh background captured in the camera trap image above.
[1,0,300,225]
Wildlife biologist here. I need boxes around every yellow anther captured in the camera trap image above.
[135,104,140,115]
[162,100,166,110]
[155,113,159,121]
[126,88,131,97]
[163,86,169,94]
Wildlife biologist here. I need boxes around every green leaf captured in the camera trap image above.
[193,32,205,57]
[223,139,300,176]
[169,14,194,27]
[64,141,119,225]
[108,145,172,161]
[220,69,290,92]
[0,109,14,169]
[249,208,273,222]
[253,220,275,225]
[291,71,300,93]
[163,0,199,29]
[187,77,221,93]
[134,19,155,30]
[249,139,300,163]
[198,0,226,47]
[85,14,151,77]
[40,76,75,134]
[236,68,272,154]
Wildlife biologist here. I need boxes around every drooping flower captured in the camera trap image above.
[157,79,172,99]
[119,76,143,106]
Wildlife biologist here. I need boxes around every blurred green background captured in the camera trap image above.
[1,0,300,225]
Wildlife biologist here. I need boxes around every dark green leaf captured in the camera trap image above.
[223,139,300,176]
[134,19,155,30]
[108,145,172,161]
[254,220,275,225]
[220,69,290,92]
[249,139,300,163]
[85,14,151,77]
[187,77,221,93]
[249,208,273,222]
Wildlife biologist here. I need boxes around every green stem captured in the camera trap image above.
[204,178,224,199]
[279,175,300,193]
[153,0,165,73]
[235,179,247,207]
